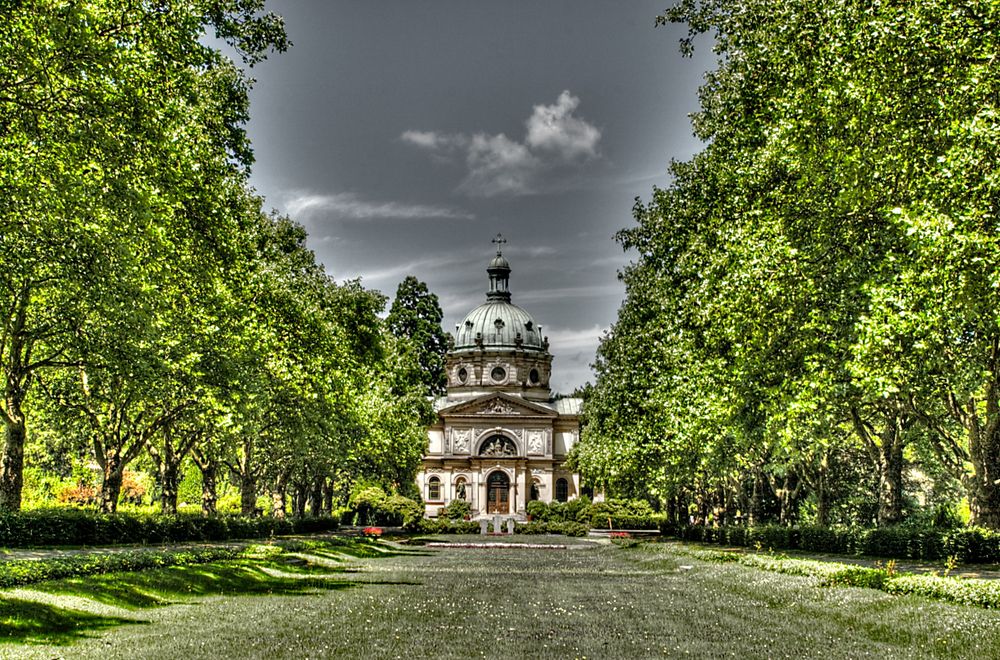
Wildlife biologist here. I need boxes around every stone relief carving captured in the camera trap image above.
[480,436,517,457]
[530,468,546,477]
[480,400,516,415]
[526,430,544,455]
[452,429,471,454]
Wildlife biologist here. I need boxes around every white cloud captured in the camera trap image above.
[284,192,473,221]
[525,91,601,161]
[400,130,468,151]
[400,90,602,198]
[458,133,540,197]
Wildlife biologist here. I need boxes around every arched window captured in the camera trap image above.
[530,479,540,501]
[455,477,468,500]
[555,478,569,503]
[427,476,441,501]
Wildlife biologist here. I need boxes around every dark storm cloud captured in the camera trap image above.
[241,0,713,393]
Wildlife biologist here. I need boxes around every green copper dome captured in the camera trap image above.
[454,238,547,352]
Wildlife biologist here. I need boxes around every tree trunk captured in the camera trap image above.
[815,474,830,528]
[237,440,257,516]
[309,477,323,517]
[851,406,908,527]
[100,460,124,514]
[191,447,218,516]
[159,461,180,514]
[0,415,26,512]
[200,462,217,516]
[749,470,765,526]
[271,487,286,519]
[240,473,257,516]
[877,428,905,526]
[271,471,289,519]
[967,423,1000,528]
[322,478,333,516]
[293,482,307,518]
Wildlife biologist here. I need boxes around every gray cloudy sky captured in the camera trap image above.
[240,1,713,393]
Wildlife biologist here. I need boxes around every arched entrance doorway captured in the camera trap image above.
[486,471,510,514]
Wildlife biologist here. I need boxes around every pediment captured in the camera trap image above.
[438,392,557,419]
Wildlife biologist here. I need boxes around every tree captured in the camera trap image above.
[386,276,449,399]
[0,0,288,510]
[582,0,1000,528]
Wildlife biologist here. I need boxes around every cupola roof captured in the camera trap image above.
[453,235,547,352]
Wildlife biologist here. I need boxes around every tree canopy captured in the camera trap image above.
[1,1,428,516]
[576,0,1000,528]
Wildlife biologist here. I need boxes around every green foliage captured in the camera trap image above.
[349,487,388,526]
[883,575,1000,609]
[346,488,423,528]
[415,518,481,535]
[386,276,449,399]
[578,0,1000,530]
[514,521,589,537]
[0,509,339,548]
[667,523,1000,564]
[0,547,242,588]
[439,499,472,520]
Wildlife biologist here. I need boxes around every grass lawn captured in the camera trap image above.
[4,537,1000,658]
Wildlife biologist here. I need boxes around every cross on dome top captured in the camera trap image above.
[492,233,506,255]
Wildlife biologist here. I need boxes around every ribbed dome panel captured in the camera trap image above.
[454,301,544,351]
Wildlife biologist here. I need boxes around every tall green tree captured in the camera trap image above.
[0,0,287,510]
[386,276,449,399]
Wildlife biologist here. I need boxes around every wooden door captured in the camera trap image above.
[486,471,509,514]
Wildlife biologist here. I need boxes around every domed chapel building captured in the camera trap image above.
[418,236,583,519]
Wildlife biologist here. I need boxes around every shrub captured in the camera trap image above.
[349,487,388,526]
[884,574,1000,609]
[0,509,339,549]
[515,520,588,537]
[0,546,243,588]
[440,499,472,520]
[416,518,480,534]
[588,499,661,529]
[526,500,549,521]
[661,522,1000,564]
[382,494,424,529]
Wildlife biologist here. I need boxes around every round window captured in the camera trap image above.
[457,367,468,383]
[491,366,506,382]
[529,368,540,384]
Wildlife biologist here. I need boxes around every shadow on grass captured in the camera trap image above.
[315,540,434,559]
[0,539,426,649]
[33,561,357,610]
[0,596,146,646]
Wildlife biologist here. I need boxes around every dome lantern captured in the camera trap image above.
[487,233,511,303]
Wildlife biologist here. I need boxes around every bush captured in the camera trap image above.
[526,500,549,521]
[0,508,340,549]
[588,499,661,530]
[382,494,424,529]
[416,518,480,534]
[349,487,388,526]
[0,546,243,588]
[661,522,1000,564]
[515,520,588,537]
[440,499,472,520]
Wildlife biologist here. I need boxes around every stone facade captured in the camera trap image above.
[417,238,582,519]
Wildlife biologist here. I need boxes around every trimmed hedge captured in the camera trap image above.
[0,546,244,588]
[677,545,1000,609]
[0,509,340,549]
[516,521,589,537]
[526,498,666,530]
[663,522,1000,563]
[415,518,481,534]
